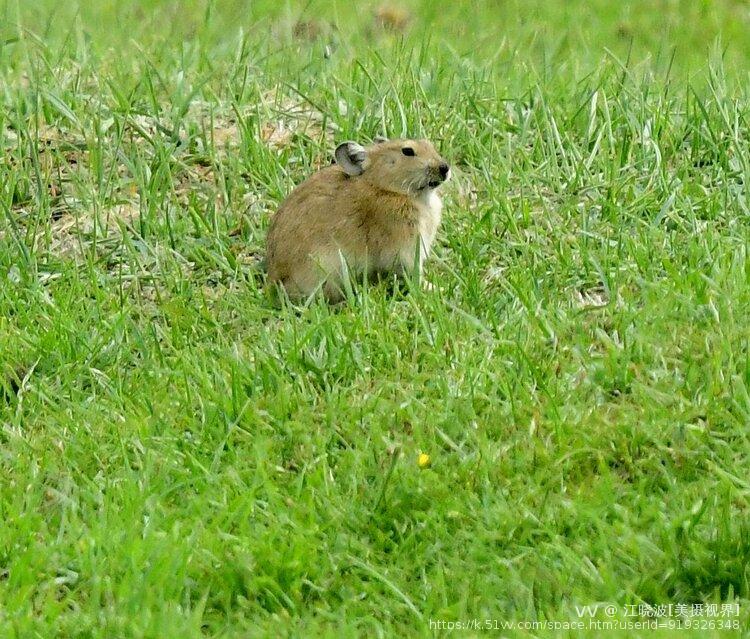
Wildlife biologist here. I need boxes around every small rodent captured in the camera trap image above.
[265,137,450,302]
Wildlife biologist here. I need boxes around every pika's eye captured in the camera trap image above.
[401,147,415,157]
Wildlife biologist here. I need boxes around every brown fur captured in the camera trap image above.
[265,138,450,302]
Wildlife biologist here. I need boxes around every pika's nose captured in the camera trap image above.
[438,162,450,179]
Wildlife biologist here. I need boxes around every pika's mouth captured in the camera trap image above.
[423,164,450,190]
[423,174,447,189]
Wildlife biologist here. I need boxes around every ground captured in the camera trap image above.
[1,1,749,637]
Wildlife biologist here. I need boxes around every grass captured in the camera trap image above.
[1,0,750,636]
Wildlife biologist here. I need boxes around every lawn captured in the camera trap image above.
[1,0,750,636]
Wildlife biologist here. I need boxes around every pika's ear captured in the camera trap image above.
[334,141,367,176]
[373,135,388,143]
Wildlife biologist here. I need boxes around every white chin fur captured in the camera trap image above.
[417,188,443,211]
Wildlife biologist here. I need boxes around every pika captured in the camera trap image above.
[265,138,450,302]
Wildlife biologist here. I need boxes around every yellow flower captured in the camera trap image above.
[417,453,431,469]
